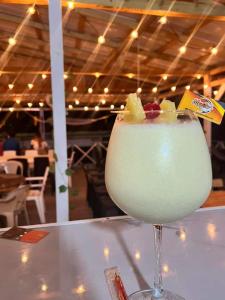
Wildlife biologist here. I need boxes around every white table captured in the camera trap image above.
[0,207,225,300]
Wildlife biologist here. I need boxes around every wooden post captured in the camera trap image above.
[203,74,212,151]
[48,0,69,222]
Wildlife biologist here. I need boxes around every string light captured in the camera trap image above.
[8,37,16,46]
[39,102,44,107]
[130,30,138,39]
[64,73,68,80]
[204,84,208,89]
[28,102,33,107]
[9,107,14,112]
[67,1,75,9]
[171,86,176,92]
[15,99,21,104]
[127,73,134,79]
[27,6,36,15]
[159,16,167,25]
[41,74,47,80]
[162,74,168,81]
[211,47,218,55]
[196,74,202,80]
[28,83,33,89]
[8,83,14,90]
[75,99,80,105]
[84,106,89,111]
[185,85,190,90]
[213,90,218,96]
[95,72,101,78]
[104,87,109,94]
[120,104,125,110]
[88,87,93,94]
[73,86,78,92]
[110,104,114,109]
[95,105,99,111]
[152,86,158,93]
[98,35,105,45]
[68,104,73,110]
[101,99,106,105]
[179,46,187,54]
[137,87,142,94]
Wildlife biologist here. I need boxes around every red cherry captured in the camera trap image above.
[144,102,160,119]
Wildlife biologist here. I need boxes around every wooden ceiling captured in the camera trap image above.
[0,0,225,108]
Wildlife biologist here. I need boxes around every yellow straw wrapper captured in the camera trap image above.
[178,90,225,125]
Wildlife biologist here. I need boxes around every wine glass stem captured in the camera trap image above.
[153,224,164,299]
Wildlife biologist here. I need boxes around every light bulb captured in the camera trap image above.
[67,1,75,9]
[159,16,167,25]
[152,86,158,93]
[39,102,44,107]
[27,6,35,15]
[64,73,68,79]
[179,46,187,54]
[84,106,89,111]
[8,37,16,46]
[162,74,168,81]
[127,73,134,79]
[15,99,21,104]
[120,104,125,110]
[8,83,14,90]
[73,86,78,92]
[104,87,109,94]
[196,74,202,80]
[131,30,138,39]
[213,90,218,96]
[28,102,32,107]
[211,47,218,55]
[75,99,80,105]
[68,104,73,110]
[74,285,86,295]
[110,104,114,109]
[101,99,106,105]
[171,86,176,92]
[137,87,142,94]
[9,107,14,112]
[28,83,33,89]
[204,84,208,89]
[88,87,93,94]
[185,85,190,90]
[95,72,101,78]
[95,105,99,111]
[41,74,47,80]
[98,36,105,44]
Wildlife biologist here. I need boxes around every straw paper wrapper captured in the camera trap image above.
[178,90,225,125]
[105,267,128,300]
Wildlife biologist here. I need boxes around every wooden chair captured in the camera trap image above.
[25,167,49,223]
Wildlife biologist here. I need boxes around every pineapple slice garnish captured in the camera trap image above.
[124,93,145,122]
[160,99,177,122]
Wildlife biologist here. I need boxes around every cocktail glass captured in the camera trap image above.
[105,110,212,300]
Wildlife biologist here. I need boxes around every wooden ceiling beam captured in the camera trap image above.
[1,0,225,21]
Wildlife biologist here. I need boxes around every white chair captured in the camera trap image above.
[25,167,49,223]
[3,160,23,175]
[3,151,16,158]
[0,185,29,227]
[25,150,38,157]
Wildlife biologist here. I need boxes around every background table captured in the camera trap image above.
[0,207,225,300]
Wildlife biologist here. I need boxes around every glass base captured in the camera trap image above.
[129,289,185,300]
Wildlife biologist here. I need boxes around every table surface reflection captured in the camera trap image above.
[0,207,225,300]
